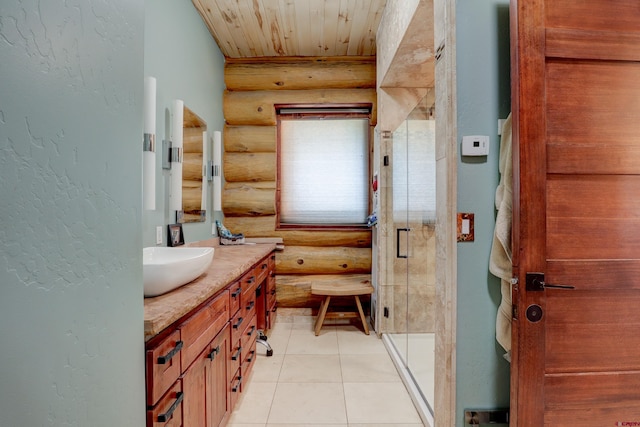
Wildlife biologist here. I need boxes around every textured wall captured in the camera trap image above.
[0,1,145,426]
[455,0,512,424]
[143,0,226,246]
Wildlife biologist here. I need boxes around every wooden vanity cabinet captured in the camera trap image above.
[145,250,275,427]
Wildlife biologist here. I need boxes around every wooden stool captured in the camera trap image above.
[311,281,374,336]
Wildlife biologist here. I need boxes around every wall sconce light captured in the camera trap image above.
[166,99,183,212]
[201,130,208,212]
[143,76,156,210]
[212,130,222,211]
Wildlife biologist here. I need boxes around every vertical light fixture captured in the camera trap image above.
[201,130,208,212]
[213,130,222,211]
[169,99,183,212]
[143,76,156,210]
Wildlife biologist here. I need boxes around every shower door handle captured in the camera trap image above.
[397,228,410,259]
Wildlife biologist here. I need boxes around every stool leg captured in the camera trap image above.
[354,295,369,335]
[315,296,331,336]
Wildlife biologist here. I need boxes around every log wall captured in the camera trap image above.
[223,57,375,310]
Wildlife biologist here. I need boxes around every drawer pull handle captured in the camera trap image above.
[246,301,255,311]
[231,346,242,361]
[262,263,268,270]
[157,341,183,364]
[207,345,220,360]
[247,326,256,337]
[231,288,242,298]
[157,391,184,423]
[231,376,243,393]
[247,350,256,363]
[233,317,244,329]
[247,276,255,284]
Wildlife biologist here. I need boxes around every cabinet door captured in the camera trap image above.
[182,347,210,427]
[210,325,231,427]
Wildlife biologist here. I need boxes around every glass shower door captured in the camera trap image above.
[387,108,436,413]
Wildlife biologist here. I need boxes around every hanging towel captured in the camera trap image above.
[489,113,513,358]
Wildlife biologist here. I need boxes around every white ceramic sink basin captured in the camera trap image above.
[143,247,215,297]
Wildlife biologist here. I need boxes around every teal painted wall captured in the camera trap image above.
[143,0,226,246]
[0,1,146,425]
[455,0,511,425]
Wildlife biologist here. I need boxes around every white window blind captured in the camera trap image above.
[279,117,369,225]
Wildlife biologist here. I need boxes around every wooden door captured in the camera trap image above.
[511,0,640,425]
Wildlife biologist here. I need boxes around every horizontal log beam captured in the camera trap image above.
[222,184,275,216]
[276,245,371,275]
[224,125,276,153]
[225,57,376,91]
[222,216,371,247]
[224,152,276,182]
[276,274,372,309]
[183,155,203,181]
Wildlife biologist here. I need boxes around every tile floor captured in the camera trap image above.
[227,311,425,427]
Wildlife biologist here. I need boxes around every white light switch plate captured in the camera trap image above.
[156,226,163,245]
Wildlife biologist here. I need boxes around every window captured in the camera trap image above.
[277,106,371,227]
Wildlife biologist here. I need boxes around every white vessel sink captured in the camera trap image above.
[143,247,215,297]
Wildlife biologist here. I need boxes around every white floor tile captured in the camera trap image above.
[286,329,339,355]
[279,354,342,382]
[227,382,276,424]
[343,382,422,424]
[267,383,347,424]
[340,353,401,383]
[250,354,284,383]
[336,325,387,355]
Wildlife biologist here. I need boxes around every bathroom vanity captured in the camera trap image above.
[144,240,277,427]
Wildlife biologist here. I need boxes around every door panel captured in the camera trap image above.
[546,61,640,174]
[511,0,640,424]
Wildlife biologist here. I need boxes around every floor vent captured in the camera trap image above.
[464,409,509,426]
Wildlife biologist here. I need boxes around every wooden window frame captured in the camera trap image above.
[275,103,373,231]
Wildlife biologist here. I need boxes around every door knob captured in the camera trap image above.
[526,272,575,291]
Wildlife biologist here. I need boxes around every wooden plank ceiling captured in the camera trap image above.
[191,0,387,58]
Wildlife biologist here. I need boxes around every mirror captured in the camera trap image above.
[178,105,207,223]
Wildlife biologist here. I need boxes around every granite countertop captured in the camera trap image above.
[144,239,277,341]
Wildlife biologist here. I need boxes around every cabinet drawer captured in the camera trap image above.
[229,280,242,316]
[241,270,258,304]
[267,302,277,331]
[146,330,182,407]
[241,340,257,384]
[230,308,246,346]
[229,368,242,413]
[147,381,183,427]
[179,290,229,372]
[241,314,257,354]
[242,283,257,320]
[266,274,276,307]
[229,337,242,379]
[255,256,271,285]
